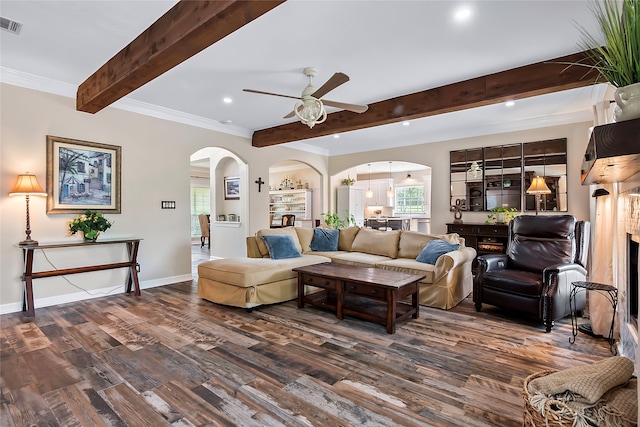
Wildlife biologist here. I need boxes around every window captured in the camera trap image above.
[395,185,425,214]
[190,186,210,237]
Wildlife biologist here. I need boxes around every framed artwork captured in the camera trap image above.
[46,135,121,214]
[224,176,240,200]
[217,214,226,221]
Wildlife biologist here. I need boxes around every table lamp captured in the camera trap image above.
[526,176,551,215]
[9,173,47,246]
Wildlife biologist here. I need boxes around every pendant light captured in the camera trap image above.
[387,162,394,198]
[365,164,373,198]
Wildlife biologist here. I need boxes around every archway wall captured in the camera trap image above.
[328,121,593,235]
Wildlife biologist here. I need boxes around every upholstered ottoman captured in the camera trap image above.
[197,255,330,309]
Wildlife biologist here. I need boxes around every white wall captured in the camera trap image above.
[329,121,593,234]
[0,83,327,313]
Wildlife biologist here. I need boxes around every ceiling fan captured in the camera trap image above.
[243,67,368,128]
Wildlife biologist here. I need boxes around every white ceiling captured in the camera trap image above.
[0,0,610,157]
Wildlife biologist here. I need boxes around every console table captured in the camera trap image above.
[19,238,142,317]
[446,223,509,272]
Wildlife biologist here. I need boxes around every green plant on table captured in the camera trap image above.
[68,210,113,240]
[321,212,355,229]
[485,207,518,224]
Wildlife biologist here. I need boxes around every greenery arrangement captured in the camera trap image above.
[68,210,113,241]
[573,0,639,87]
[341,176,355,186]
[485,207,518,224]
[321,212,356,229]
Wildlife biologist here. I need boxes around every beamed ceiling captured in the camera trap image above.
[1,1,610,155]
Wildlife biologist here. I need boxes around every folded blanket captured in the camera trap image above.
[528,357,636,427]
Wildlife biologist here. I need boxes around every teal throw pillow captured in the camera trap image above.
[416,239,460,264]
[309,228,339,252]
[261,234,301,259]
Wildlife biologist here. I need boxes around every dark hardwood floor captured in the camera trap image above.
[1,249,612,426]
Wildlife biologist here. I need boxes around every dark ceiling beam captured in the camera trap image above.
[251,51,602,148]
[77,0,286,114]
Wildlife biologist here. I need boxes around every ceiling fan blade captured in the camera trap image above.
[243,89,300,100]
[283,110,296,119]
[311,72,349,99]
[322,99,369,113]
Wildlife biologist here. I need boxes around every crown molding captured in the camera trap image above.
[0,67,252,139]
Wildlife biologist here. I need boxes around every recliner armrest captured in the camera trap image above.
[478,254,509,273]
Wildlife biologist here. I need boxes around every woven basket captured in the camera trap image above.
[523,370,578,427]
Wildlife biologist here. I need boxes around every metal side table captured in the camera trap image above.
[570,281,618,354]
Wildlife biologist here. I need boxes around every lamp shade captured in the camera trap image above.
[526,176,551,195]
[9,174,47,196]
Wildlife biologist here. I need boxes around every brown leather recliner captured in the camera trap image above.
[473,215,590,332]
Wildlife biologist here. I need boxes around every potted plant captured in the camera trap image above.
[573,0,639,121]
[485,207,518,225]
[341,176,355,186]
[321,212,355,229]
[68,210,113,242]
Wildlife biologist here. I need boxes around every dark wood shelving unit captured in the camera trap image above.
[447,223,509,272]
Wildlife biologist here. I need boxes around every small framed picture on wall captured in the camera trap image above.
[224,176,239,200]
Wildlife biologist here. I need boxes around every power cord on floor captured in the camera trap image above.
[37,248,126,296]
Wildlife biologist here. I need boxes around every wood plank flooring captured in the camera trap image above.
[1,279,612,426]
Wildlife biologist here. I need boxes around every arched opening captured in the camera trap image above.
[268,160,323,228]
[330,161,432,232]
[190,147,249,271]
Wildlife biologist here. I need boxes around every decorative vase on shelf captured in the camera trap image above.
[614,82,640,122]
[83,230,100,242]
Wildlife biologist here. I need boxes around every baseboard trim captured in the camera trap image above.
[0,274,193,315]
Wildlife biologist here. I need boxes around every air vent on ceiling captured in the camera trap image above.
[1,16,23,35]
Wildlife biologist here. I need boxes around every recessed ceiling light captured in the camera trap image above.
[402,121,410,126]
[505,101,515,107]
[221,119,233,125]
[454,7,472,22]
[333,134,340,139]
[223,97,232,104]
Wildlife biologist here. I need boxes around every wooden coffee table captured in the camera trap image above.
[293,263,425,334]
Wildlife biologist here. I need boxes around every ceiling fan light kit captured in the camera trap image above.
[244,67,368,129]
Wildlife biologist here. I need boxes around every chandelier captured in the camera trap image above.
[467,161,482,178]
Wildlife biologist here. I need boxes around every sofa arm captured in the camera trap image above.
[246,236,262,258]
[433,246,476,281]
[479,254,509,273]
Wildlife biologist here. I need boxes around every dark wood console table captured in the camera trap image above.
[447,223,509,273]
[19,238,142,317]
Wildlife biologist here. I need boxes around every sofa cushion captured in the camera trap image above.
[375,258,435,283]
[256,228,301,258]
[295,227,314,252]
[416,240,460,264]
[310,228,339,251]
[350,228,400,258]
[397,231,461,259]
[198,255,330,287]
[261,234,301,260]
[331,252,393,267]
[338,226,360,251]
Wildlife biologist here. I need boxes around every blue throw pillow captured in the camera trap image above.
[309,228,339,252]
[416,239,460,264]
[261,234,301,259]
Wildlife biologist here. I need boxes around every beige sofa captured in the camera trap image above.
[197,226,476,310]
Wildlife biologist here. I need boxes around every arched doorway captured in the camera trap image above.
[190,147,249,269]
[268,160,323,228]
[331,161,431,232]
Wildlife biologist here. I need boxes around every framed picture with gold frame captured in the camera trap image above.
[46,135,121,214]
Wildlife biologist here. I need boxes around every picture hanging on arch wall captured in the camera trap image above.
[46,135,121,214]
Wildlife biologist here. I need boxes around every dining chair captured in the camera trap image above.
[281,214,295,227]
[198,214,210,248]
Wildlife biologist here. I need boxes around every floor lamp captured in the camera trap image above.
[526,176,551,215]
[9,173,47,246]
